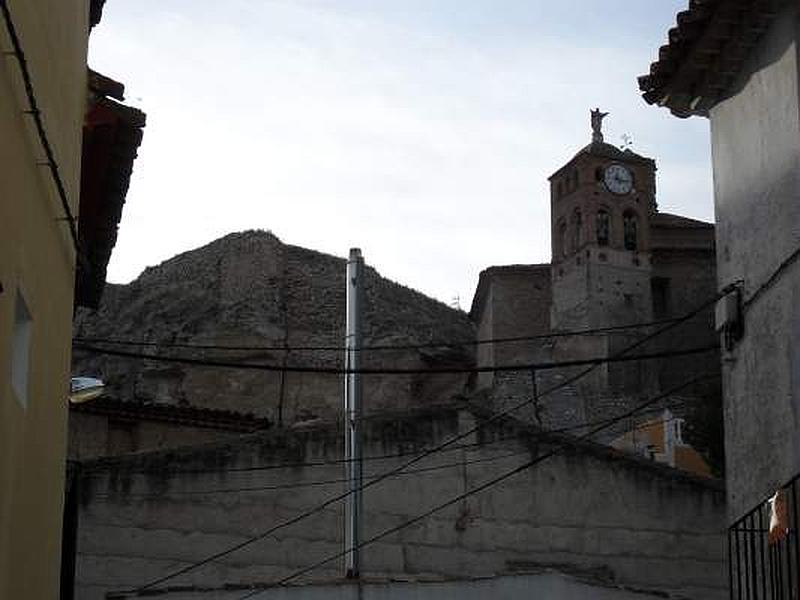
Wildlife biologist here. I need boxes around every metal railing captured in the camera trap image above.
[729,474,800,599]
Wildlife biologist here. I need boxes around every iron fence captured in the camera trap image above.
[729,474,800,599]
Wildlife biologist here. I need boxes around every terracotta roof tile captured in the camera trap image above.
[90,0,106,28]
[651,212,714,229]
[638,0,789,117]
[75,74,146,309]
[549,141,653,181]
[71,397,271,432]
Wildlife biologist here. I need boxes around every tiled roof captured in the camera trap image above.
[75,71,146,309]
[651,212,714,229]
[90,0,106,28]
[71,397,271,432]
[638,0,789,117]
[571,141,652,166]
[550,141,653,180]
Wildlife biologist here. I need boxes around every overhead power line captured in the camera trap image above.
[0,1,83,267]
[89,396,702,500]
[82,393,701,479]
[72,342,719,376]
[80,434,503,478]
[113,287,729,597]
[243,374,714,597]
[107,374,714,599]
[73,316,689,353]
[92,450,528,500]
[742,244,800,311]
[82,394,691,478]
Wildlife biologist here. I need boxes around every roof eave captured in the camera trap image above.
[642,90,710,119]
[74,80,146,310]
[89,0,106,28]
[639,0,790,118]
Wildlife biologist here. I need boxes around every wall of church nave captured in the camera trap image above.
[471,266,552,391]
[650,249,719,397]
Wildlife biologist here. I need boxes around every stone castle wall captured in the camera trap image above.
[73,231,476,428]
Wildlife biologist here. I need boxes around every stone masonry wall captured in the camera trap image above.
[74,407,727,600]
[471,265,551,390]
[650,248,719,398]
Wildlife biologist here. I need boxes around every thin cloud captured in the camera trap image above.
[90,1,711,307]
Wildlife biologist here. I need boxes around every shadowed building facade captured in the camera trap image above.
[470,114,719,472]
[641,2,800,594]
[0,1,143,597]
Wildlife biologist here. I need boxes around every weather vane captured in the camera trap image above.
[591,108,609,143]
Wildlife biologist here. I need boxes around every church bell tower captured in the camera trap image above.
[549,110,657,332]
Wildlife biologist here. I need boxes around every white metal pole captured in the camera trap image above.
[344,248,364,578]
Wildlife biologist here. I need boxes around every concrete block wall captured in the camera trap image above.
[234,572,695,600]
[67,411,244,460]
[74,408,727,600]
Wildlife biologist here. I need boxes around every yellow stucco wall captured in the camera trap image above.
[0,1,89,597]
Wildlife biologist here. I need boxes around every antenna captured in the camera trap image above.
[620,133,633,150]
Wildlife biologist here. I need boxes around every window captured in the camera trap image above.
[623,211,638,251]
[558,220,568,257]
[596,209,610,246]
[651,277,670,319]
[673,418,685,445]
[571,209,582,251]
[623,293,634,308]
[11,289,32,408]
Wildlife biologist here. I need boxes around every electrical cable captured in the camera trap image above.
[743,244,800,311]
[83,392,673,479]
[91,450,528,499]
[89,396,701,500]
[238,374,714,597]
[71,342,718,376]
[210,188,800,600]
[80,434,505,478]
[72,316,686,353]
[0,1,84,267]
[107,374,714,598]
[120,299,723,595]
[114,287,729,596]
[80,386,708,480]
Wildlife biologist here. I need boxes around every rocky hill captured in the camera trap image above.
[72,230,475,424]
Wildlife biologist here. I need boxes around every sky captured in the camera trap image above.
[89,0,713,310]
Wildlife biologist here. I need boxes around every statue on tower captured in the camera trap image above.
[591,108,609,143]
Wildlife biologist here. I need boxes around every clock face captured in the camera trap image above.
[604,164,634,195]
